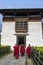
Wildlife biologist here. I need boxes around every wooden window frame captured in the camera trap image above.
[15,21,28,33]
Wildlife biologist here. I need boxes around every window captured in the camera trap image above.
[15,21,28,32]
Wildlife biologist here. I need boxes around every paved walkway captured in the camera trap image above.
[0,53,25,65]
[27,58,33,65]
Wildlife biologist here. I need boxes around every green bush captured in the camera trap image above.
[0,46,11,55]
[34,47,43,55]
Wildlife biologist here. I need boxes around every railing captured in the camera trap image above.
[31,48,43,65]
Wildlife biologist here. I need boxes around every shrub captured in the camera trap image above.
[0,46,11,55]
[33,46,43,62]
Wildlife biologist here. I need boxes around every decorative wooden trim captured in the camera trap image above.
[14,17,29,21]
[14,33,29,35]
[29,16,41,22]
[3,17,14,22]
[3,16,41,22]
[15,29,28,33]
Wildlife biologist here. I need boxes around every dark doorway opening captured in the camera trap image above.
[17,35,26,46]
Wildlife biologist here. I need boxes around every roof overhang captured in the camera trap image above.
[0,8,43,16]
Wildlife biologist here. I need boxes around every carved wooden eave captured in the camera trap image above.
[0,8,43,16]
[0,8,43,22]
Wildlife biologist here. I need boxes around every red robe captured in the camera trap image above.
[13,45,19,59]
[20,45,25,56]
[15,45,19,59]
[26,46,31,58]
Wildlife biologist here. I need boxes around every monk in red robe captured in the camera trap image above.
[13,44,19,59]
[20,44,25,56]
[26,44,31,58]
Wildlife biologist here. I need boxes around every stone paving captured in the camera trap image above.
[0,53,25,65]
[27,59,33,65]
[27,58,33,65]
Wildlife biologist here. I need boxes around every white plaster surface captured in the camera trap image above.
[1,21,43,49]
[1,22,16,49]
[26,22,43,47]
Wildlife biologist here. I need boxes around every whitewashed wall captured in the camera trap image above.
[1,21,43,49]
[26,22,43,47]
[1,22,16,49]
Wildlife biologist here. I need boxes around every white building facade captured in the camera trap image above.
[0,9,43,49]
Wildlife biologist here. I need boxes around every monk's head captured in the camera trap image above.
[22,44,24,45]
[28,44,30,46]
[15,43,18,45]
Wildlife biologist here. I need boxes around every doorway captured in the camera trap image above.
[17,35,26,46]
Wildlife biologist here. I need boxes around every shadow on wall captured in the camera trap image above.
[0,14,3,32]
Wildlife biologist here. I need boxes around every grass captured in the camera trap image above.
[0,51,12,59]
